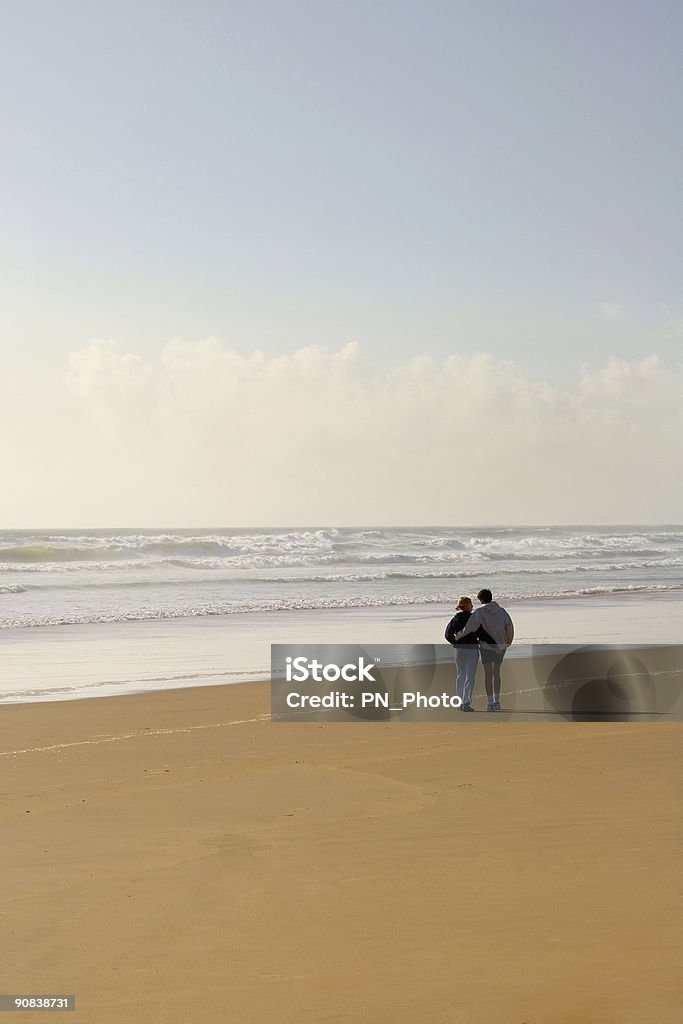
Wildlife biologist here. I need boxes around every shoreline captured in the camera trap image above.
[2,641,681,725]
[2,590,682,705]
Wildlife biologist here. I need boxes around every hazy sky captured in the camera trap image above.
[2,1,681,526]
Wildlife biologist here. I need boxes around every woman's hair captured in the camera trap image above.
[455,596,472,611]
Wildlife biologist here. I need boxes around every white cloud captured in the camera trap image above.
[2,341,681,526]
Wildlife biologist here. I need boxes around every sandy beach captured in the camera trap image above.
[4,0,682,1012]
[2,678,681,1023]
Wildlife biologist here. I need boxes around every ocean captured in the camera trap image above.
[1,525,682,702]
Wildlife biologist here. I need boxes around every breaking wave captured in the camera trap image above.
[2,526,681,631]
[1,527,680,570]
[2,581,682,629]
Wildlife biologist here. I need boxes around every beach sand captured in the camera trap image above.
[2,679,681,1023]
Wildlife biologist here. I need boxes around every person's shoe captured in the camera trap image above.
[461,703,475,712]
[493,701,502,711]
[487,704,496,712]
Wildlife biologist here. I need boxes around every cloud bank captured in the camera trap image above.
[4,339,682,526]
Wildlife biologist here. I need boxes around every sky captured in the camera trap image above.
[1,0,681,526]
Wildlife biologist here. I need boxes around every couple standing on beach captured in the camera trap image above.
[445,589,514,712]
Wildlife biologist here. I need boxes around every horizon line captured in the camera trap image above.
[2,522,682,532]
